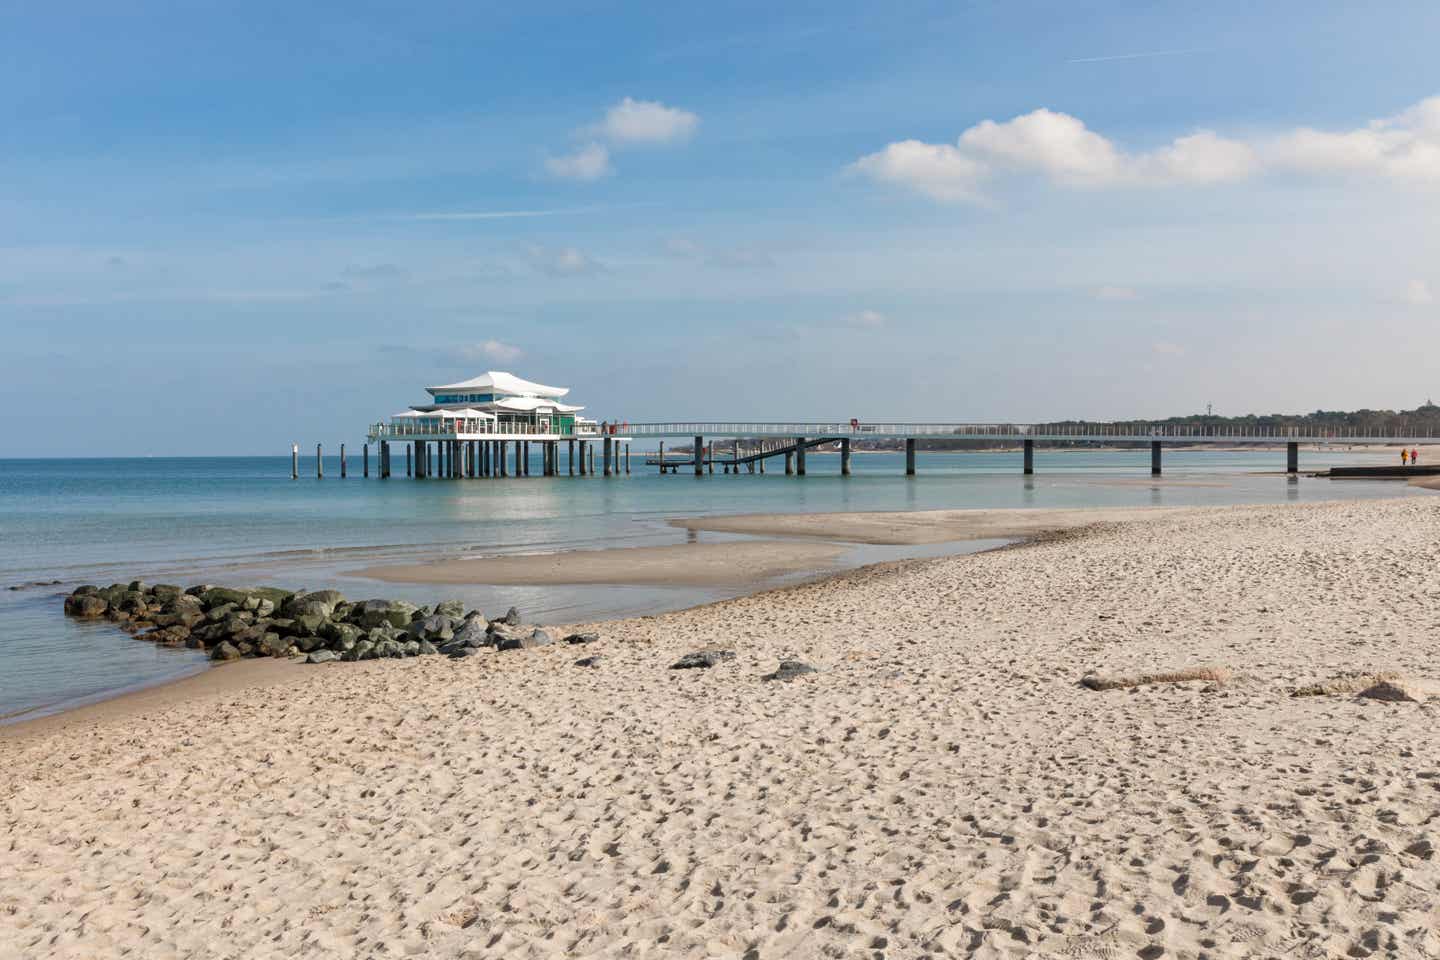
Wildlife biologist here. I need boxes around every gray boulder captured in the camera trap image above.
[205,602,238,623]
[564,632,600,645]
[354,599,418,629]
[407,614,455,643]
[401,640,421,657]
[671,649,736,670]
[210,641,241,661]
[451,618,490,648]
[497,627,554,651]
[374,639,404,658]
[762,660,818,682]
[446,645,484,659]
[291,613,326,637]
[574,655,603,668]
[295,633,327,653]
[345,640,376,662]
[417,640,439,656]
[150,584,184,604]
[257,633,290,657]
[64,594,109,618]
[434,599,466,619]
[502,606,522,625]
[307,650,339,664]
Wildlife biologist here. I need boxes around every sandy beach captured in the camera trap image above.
[5,495,1440,958]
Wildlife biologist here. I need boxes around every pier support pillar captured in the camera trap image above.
[694,436,704,476]
[905,438,916,476]
[785,450,794,475]
[709,443,715,474]
[407,443,413,478]
[625,443,630,474]
[1287,441,1299,474]
[657,441,664,474]
[1023,438,1034,475]
[760,450,766,474]
[841,438,852,476]
[341,443,347,478]
[317,443,323,479]
[1151,440,1162,477]
[500,442,508,477]
[604,436,613,477]
[363,443,369,478]
[291,444,298,480]
[568,440,575,476]
[795,438,807,476]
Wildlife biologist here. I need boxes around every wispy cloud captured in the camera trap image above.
[1405,279,1434,305]
[1067,48,1202,64]
[459,339,523,363]
[664,237,775,269]
[1095,285,1140,302]
[845,309,888,329]
[544,142,613,181]
[525,243,604,277]
[389,205,625,222]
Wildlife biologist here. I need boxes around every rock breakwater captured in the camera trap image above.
[63,582,584,664]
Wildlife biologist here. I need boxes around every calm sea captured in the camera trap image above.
[0,448,1424,722]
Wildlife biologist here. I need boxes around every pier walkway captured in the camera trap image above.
[310,420,1434,480]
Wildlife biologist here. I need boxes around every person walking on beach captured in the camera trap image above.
[1401,448,1410,466]
[1412,447,1420,465]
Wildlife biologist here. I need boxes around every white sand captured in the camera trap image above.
[5,496,1440,958]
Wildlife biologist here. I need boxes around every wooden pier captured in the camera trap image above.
[293,420,1437,480]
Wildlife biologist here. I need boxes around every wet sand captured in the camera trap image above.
[671,504,1177,545]
[355,539,850,587]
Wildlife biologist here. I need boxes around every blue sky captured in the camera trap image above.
[4,1,1440,454]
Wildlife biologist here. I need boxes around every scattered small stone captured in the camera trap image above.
[1356,679,1424,703]
[564,632,600,645]
[762,660,817,682]
[574,655,603,668]
[306,650,339,664]
[671,649,736,670]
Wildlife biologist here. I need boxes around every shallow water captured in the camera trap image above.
[0,448,1424,722]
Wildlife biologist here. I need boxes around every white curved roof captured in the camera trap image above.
[426,371,569,399]
[492,397,585,413]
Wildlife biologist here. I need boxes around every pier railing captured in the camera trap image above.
[367,422,600,440]
[619,421,1438,443]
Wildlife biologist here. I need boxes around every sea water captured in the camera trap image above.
[0,449,1425,722]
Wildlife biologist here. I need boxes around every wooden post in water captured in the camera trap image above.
[568,439,575,476]
[1023,438,1034,475]
[694,436,704,476]
[625,442,630,474]
[363,443,369,478]
[340,443,347,478]
[291,443,298,479]
[840,438,851,476]
[317,443,323,479]
[657,441,664,474]
[1287,441,1298,474]
[1151,441,1162,477]
[905,438,916,476]
[406,443,412,478]
[603,437,613,477]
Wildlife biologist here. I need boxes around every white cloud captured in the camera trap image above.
[525,243,603,277]
[849,140,986,202]
[591,97,699,146]
[1095,285,1140,301]
[544,142,612,181]
[852,95,1440,201]
[460,339,523,363]
[1405,279,1434,305]
[846,309,889,329]
[544,97,698,179]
